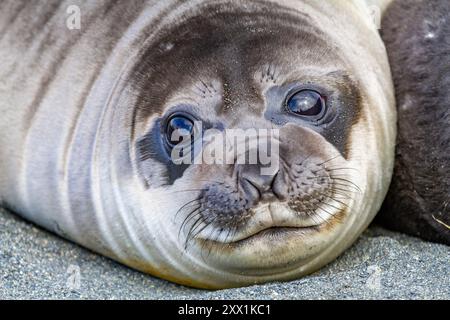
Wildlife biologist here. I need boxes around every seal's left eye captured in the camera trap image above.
[286,90,326,119]
[166,115,195,146]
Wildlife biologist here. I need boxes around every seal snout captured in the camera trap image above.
[186,154,343,245]
[239,164,287,203]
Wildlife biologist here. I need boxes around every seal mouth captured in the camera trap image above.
[188,203,347,274]
[195,224,323,256]
[226,225,320,245]
[193,202,333,246]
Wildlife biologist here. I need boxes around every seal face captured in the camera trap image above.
[379,0,450,245]
[0,0,395,288]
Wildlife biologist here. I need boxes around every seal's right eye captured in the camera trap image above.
[286,89,327,120]
[166,115,195,147]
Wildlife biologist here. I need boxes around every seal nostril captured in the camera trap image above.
[240,176,263,203]
[240,166,287,203]
[271,172,289,201]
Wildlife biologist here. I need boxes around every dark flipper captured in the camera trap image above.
[378,0,450,244]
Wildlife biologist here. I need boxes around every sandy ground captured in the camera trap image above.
[0,207,448,300]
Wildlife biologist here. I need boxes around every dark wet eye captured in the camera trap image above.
[286,90,326,119]
[166,115,195,146]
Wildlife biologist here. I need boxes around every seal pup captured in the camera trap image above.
[0,0,396,288]
[378,0,450,245]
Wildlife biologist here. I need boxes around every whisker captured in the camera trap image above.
[330,177,362,192]
[330,190,355,199]
[316,204,335,219]
[178,206,202,230]
[326,195,350,209]
[316,154,341,166]
[329,182,361,192]
[306,177,361,193]
[185,214,207,249]
[319,199,343,213]
[331,186,359,195]
[200,221,218,261]
[185,210,215,250]
[222,226,233,245]
[317,209,334,226]
[194,179,226,185]
[168,189,205,195]
[175,198,201,219]
[308,175,362,192]
[179,206,202,239]
[324,167,360,173]
[208,226,225,258]
[293,153,313,167]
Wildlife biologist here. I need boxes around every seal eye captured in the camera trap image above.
[286,90,326,119]
[166,115,195,146]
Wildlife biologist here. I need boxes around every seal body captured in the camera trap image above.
[0,0,396,288]
[379,0,450,244]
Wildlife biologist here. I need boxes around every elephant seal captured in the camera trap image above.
[0,0,396,288]
[378,0,450,245]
